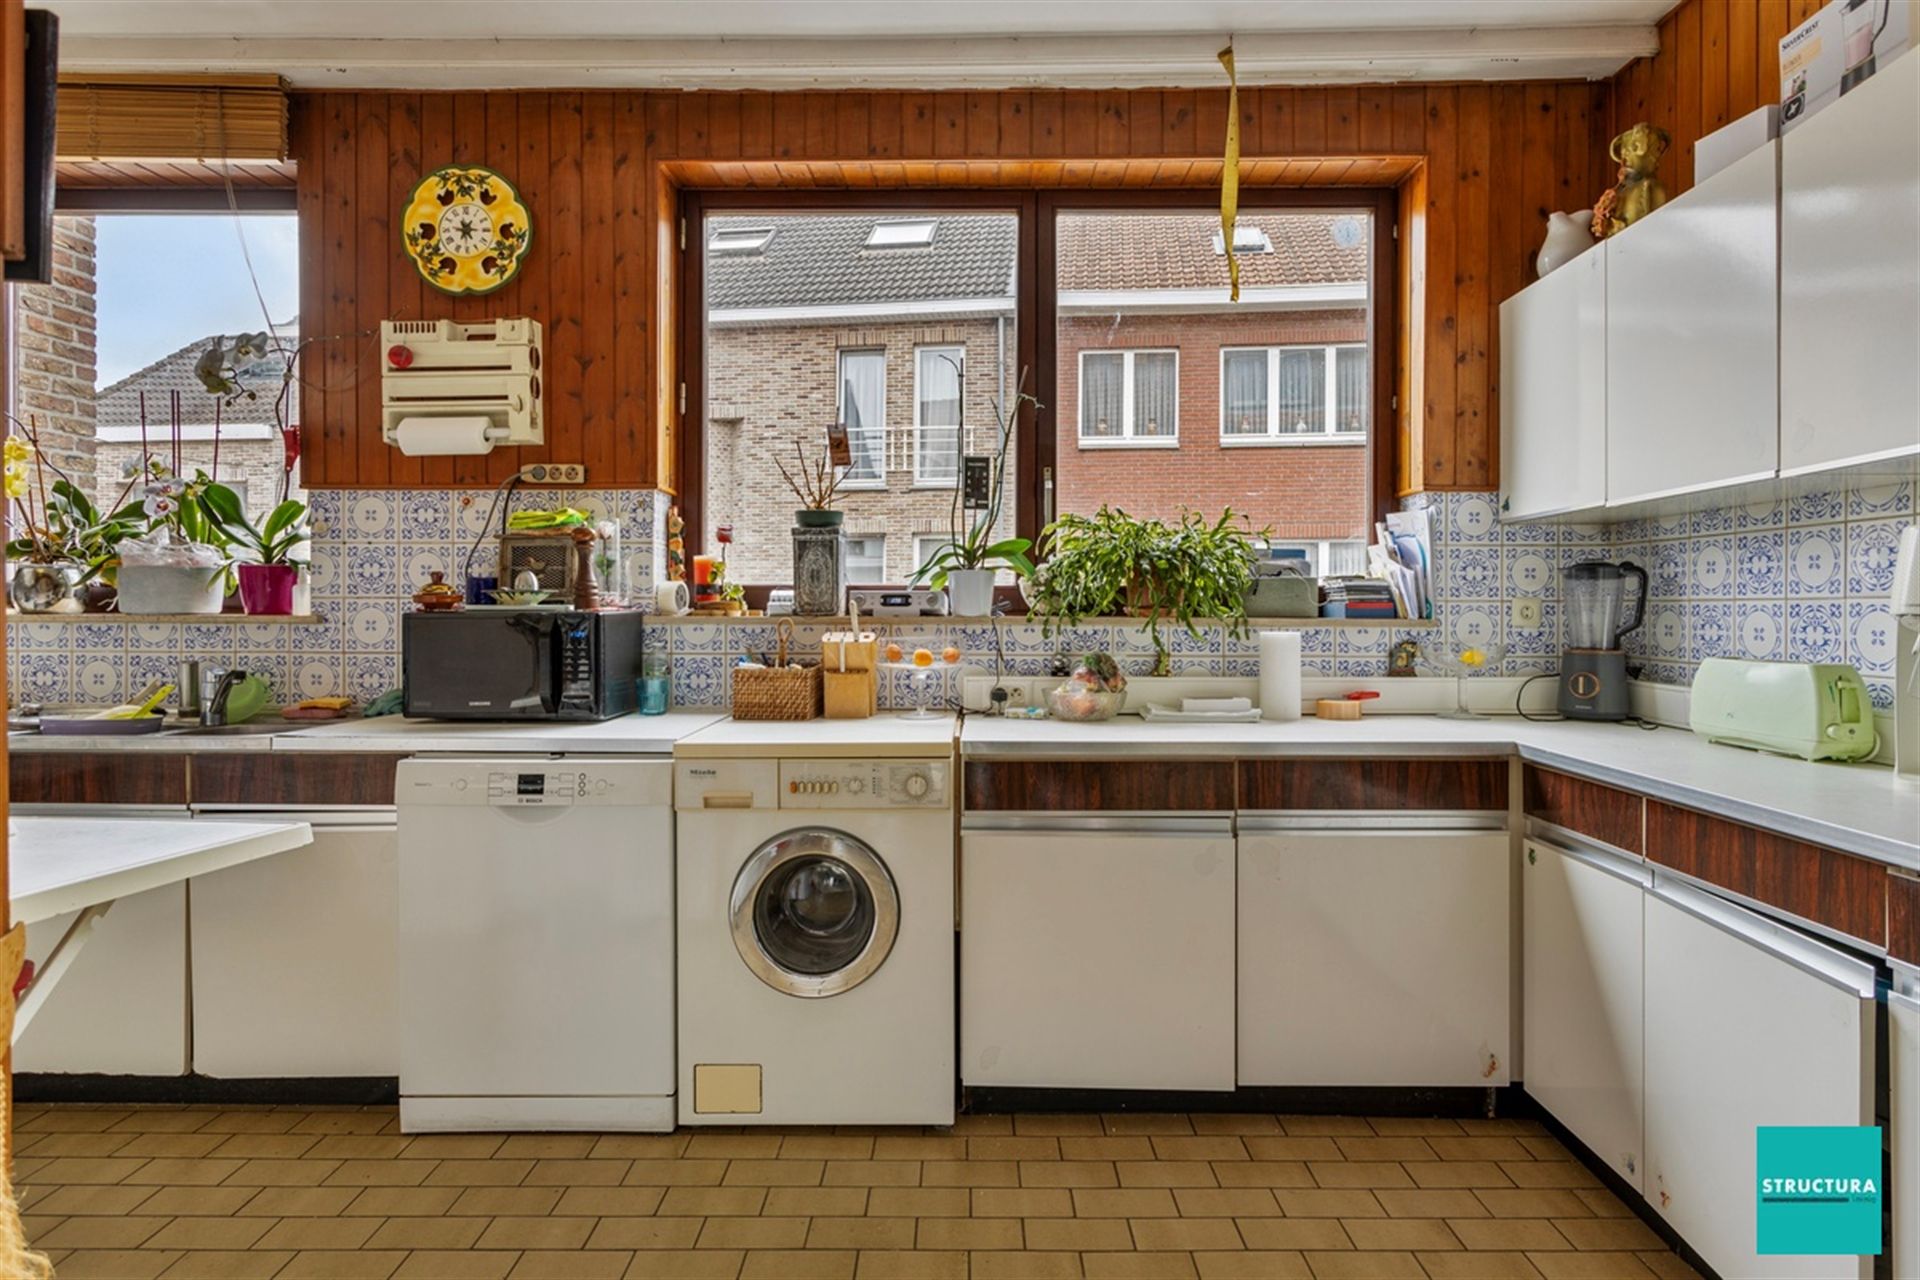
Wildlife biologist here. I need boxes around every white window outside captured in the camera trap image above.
[866,219,936,249]
[914,345,963,487]
[1210,225,1274,255]
[1220,344,1367,443]
[710,226,773,255]
[846,535,886,583]
[1077,348,1178,447]
[1267,539,1369,578]
[837,348,887,487]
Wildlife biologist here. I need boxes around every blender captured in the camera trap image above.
[1559,560,1648,721]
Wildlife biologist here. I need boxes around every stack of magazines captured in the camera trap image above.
[1321,576,1400,619]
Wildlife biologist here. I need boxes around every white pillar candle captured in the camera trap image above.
[1259,630,1303,722]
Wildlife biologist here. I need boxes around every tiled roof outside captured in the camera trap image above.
[704,212,1367,311]
[1057,212,1369,291]
[96,322,299,431]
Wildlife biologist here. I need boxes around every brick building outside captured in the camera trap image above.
[11,218,99,485]
[703,207,1376,585]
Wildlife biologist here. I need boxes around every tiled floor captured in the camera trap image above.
[9,1106,1699,1280]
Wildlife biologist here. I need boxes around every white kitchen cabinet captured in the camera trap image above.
[1643,880,1875,1280]
[1605,140,1780,506]
[1237,822,1510,1087]
[1894,978,1920,1280]
[14,884,188,1076]
[960,818,1236,1090]
[1521,837,1647,1193]
[189,818,399,1077]
[1780,50,1920,475]
[1499,246,1607,520]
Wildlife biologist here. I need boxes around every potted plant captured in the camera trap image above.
[911,371,1036,617]
[113,463,236,616]
[1029,505,1264,675]
[197,483,310,615]
[3,424,145,612]
[776,441,846,528]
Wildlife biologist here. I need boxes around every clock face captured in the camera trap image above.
[402,167,533,295]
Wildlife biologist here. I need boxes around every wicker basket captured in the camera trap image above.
[732,618,821,721]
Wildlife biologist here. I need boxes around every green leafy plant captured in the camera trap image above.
[911,367,1037,593]
[197,484,310,566]
[1029,505,1265,675]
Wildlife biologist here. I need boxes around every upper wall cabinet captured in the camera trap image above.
[1499,248,1606,521]
[1780,50,1920,476]
[1604,141,1780,508]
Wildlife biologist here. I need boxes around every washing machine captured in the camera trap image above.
[674,752,954,1126]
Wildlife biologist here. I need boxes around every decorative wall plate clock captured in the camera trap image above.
[401,166,532,295]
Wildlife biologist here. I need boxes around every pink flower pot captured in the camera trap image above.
[238,563,298,615]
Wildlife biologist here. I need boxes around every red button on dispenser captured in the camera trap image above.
[387,344,414,369]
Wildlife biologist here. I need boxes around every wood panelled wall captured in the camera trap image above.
[291,83,1612,492]
[1610,0,1824,198]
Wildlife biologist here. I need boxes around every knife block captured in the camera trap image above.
[824,668,878,719]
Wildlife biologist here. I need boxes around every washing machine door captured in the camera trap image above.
[731,828,899,998]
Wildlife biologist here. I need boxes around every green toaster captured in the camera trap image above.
[1688,658,1880,762]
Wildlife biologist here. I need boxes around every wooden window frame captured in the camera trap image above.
[676,184,1396,571]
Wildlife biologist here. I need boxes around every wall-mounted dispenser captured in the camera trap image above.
[380,318,543,456]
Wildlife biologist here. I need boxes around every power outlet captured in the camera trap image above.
[1510,597,1543,630]
[518,463,586,484]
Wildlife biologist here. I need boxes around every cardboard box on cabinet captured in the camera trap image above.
[1781,0,1912,132]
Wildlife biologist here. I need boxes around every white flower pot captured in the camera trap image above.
[115,564,226,615]
[945,568,996,617]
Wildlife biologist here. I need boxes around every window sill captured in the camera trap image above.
[910,481,959,490]
[1076,437,1180,451]
[835,480,889,491]
[1219,432,1367,448]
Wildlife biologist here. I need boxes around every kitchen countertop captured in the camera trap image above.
[272,711,727,755]
[674,712,957,758]
[960,715,1920,872]
[8,712,728,755]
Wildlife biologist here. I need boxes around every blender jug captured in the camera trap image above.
[1559,561,1647,721]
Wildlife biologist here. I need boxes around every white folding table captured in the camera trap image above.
[8,817,313,1037]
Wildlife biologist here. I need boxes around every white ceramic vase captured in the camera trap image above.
[945,568,996,617]
[1536,210,1595,278]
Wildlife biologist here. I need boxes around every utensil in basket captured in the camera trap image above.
[732,617,822,721]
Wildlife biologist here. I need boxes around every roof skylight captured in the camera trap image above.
[710,227,774,256]
[865,219,937,250]
[1211,225,1274,255]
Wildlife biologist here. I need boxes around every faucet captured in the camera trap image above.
[201,667,247,727]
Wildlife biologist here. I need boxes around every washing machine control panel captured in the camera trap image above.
[778,759,950,809]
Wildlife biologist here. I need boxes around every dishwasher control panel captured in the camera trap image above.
[779,759,950,810]
[396,757,673,809]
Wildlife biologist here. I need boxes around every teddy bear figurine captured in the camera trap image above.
[1591,122,1670,239]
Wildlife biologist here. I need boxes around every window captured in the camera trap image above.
[1211,224,1274,255]
[913,534,954,574]
[1267,539,1369,578]
[845,535,886,583]
[914,345,963,486]
[837,349,887,487]
[1220,345,1368,441]
[709,226,773,255]
[7,212,300,526]
[1077,349,1177,446]
[865,219,936,249]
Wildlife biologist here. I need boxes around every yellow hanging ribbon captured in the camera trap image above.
[1219,42,1241,304]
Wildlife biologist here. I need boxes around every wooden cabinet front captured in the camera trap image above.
[1240,758,1507,811]
[192,753,405,808]
[1523,765,1642,853]
[964,760,1233,812]
[10,752,191,807]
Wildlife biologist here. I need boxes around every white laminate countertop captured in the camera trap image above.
[960,715,1920,872]
[9,816,312,923]
[271,712,728,755]
[674,713,958,758]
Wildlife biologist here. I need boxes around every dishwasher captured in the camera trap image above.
[395,755,676,1131]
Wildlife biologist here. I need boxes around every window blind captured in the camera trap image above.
[56,75,288,163]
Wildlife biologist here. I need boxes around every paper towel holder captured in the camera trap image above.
[380,317,544,455]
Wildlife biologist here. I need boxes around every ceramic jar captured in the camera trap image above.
[791,524,846,616]
[8,561,82,613]
[1536,210,1595,278]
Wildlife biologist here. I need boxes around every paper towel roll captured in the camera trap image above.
[654,579,691,616]
[393,416,498,457]
[1259,630,1302,721]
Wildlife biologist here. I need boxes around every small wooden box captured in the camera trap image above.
[824,668,878,719]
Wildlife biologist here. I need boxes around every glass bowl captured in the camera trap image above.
[1421,641,1508,720]
[1046,684,1127,722]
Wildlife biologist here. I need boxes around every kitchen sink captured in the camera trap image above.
[160,722,292,737]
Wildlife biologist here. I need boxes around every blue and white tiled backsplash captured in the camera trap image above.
[8,477,1914,713]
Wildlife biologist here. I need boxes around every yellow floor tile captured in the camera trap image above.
[1301,1248,1426,1278]
[1083,1251,1200,1279]
[852,1249,968,1278]
[142,1217,274,1250]
[722,1158,827,1186]
[1553,1217,1667,1251]
[1274,1189,1386,1219]
[1012,1115,1106,1137]
[695,1216,811,1250]
[1129,1217,1243,1251]
[1071,1188,1180,1218]
[551,1185,668,1216]
[526,1158,631,1187]
[1169,1188,1280,1218]
[251,1216,384,1251]
[1340,1218,1462,1251]
[156,1249,298,1279]
[391,1250,522,1280]
[659,1185,770,1217]
[472,1215,598,1250]
[584,1217,705,1251]
[916,1216,1023,1249]
[1307,1162,1415,1190]
[621,1249,745,1279]
[780,1135,876,1160]
[29,1184,160,1216]
[447,1185,567,1216]
[865,1186,971,1217]
[764,1186,870,1217]
[1372,1188,1487,1219]
[1187,1115,1283,1136]
[363,1217,490,1250]
[340,1186,462,1217]
[806,1217,917,1250]
[1449,1218,1574,1251]
[969,1137,1063,1161]
[279,1250,410,1280]
[235,1187,362,1218]
[1150,1137,1247,1162]
[1060,1137,1157,1161]
[821,1160,923,1187]
[1234,1219,1353,1252]
[35,1215,171,1249]
[971,1249,1085,1278]
[1192,1251,1313,1279]
[1019,1161,1120,1188]
[1475,1188,1596,1219]
[1021,1217,1134,1251]
[973,1188,1075,1218]
[1116,1161,1219,1189]
[740,1249,856,1279]
[1417,1250,1545,1279]
[624,1157,729,1186]
[1527,1251,1660,1279]
[921,1159,1021,1187]
[41,1249,183,1279]
[506,1251,637,1280]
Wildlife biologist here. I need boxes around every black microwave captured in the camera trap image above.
[402,609,645,721]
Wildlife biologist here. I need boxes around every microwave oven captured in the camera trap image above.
[402,609,645,720]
